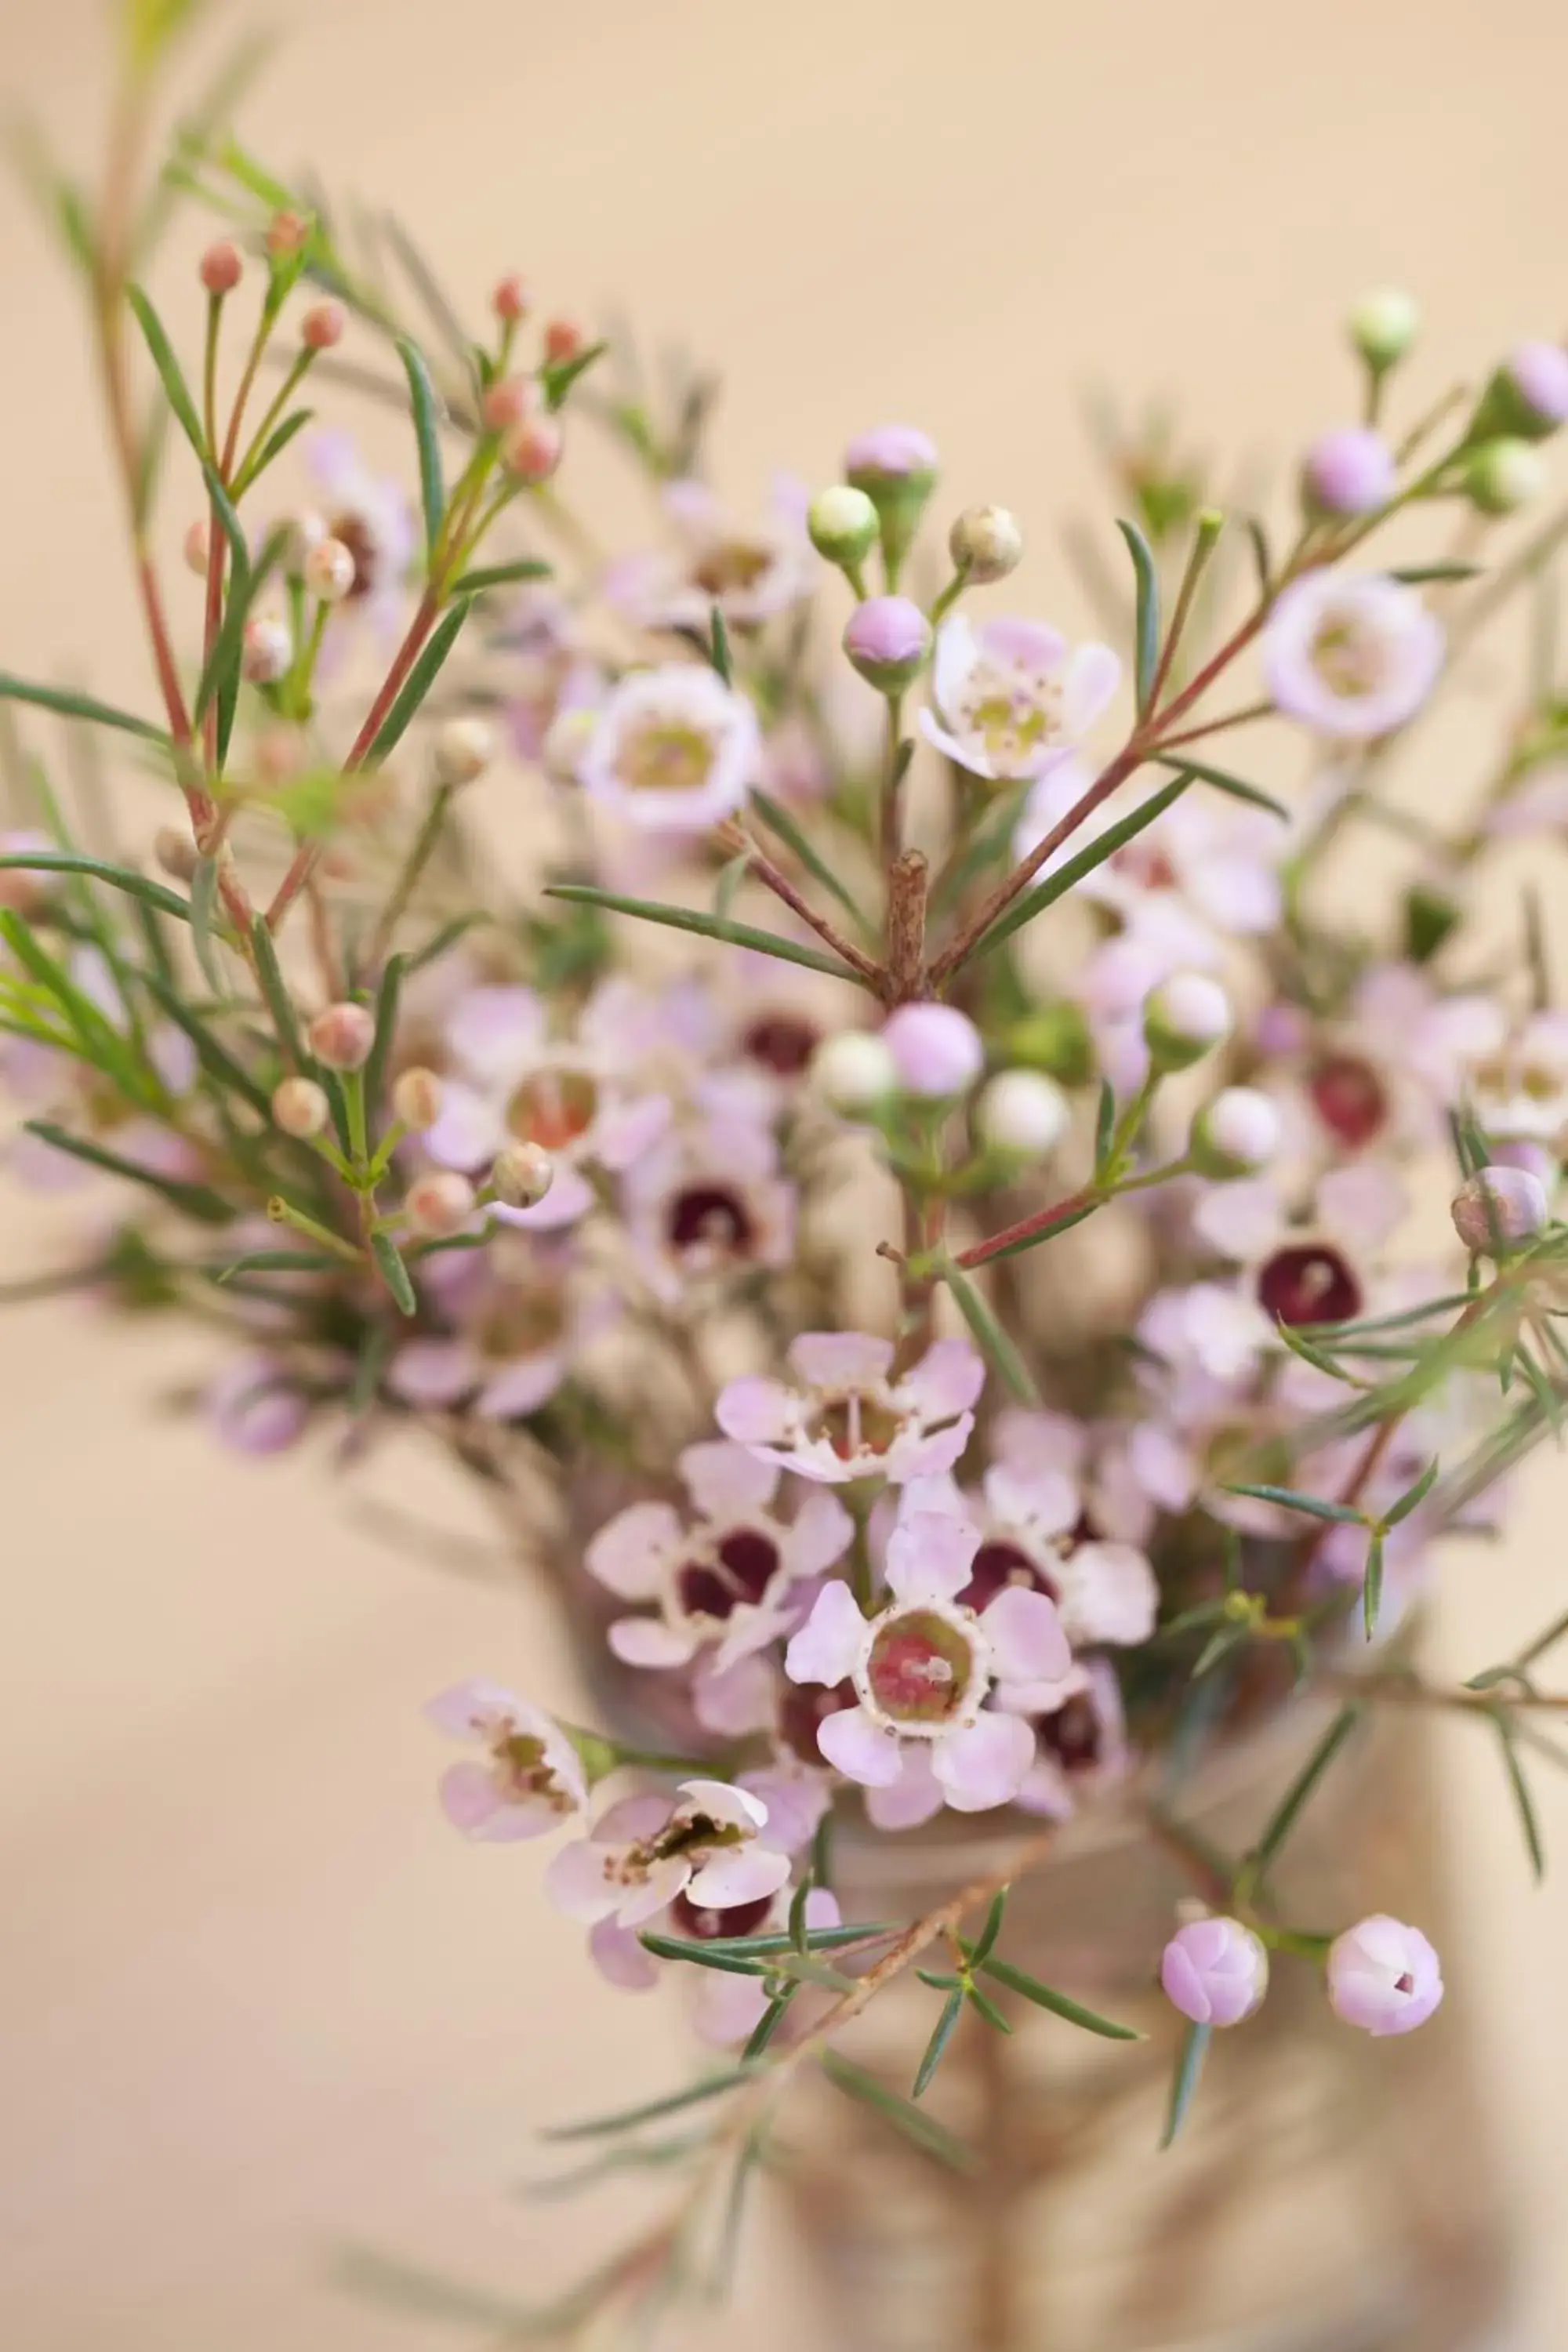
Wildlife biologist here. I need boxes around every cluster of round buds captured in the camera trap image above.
[503,415,564,482]
[391,1066,444,1130]
[301,299,346,352]
[1450,1164,1550,1255]
[490,1139,554,1210]
[1142,972,1231,1073]
[199,239,243,296]
[481,376,539,434]
[406,1170,477,1239]
[1189,1083,1281,1177]
[272,1075,331,1139]
[842,595,931,691]
[243,616,292,685]
[1161,1911,1443,2039]
[307,1001,376,1073]
[304,537,357,604]
[948,503,1023,584]
[433,717,495,789]
[972,1068,1070,1160]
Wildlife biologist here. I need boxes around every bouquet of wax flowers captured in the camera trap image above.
[9,6,1568,2328]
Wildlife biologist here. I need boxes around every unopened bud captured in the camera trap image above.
[243,615,291,684]
[808,485,880,567]
[1471,340,1568,446]
[810,1029,898,1117]
[503,416,564,481]
[949,503,1024,584]
[183,519,212,576]
[272,1076,331,1138]
[1143,972,1231,1071]
[307,1001,376,1071]
[391,1066,444,1129]
[1348,288,1419,373]
[481,376,537,434]
[881,1001,984,1100]
[493,274,529,324]
[1190,1085,1281,1177]
[301,299,345,350]
[286,510,328,576]
[1465,437,1545,517]
[200,239,243,296]
[974,1068,1069,1159]
[490,1139,554,1209]
[1301,426,1396,518]
[266,209,308,258]
[1004,1004,1094,1085]
[1451,1165,1550,1254]
[842,595,931,691]
[543,318,583,366]
[154,826,200,883]
[406,1169,476,1238]
[305,537,356,603]
[844,423,938,575]
[434,716,495,788]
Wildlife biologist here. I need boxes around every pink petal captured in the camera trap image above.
[784,1581,867,1687]
[737,1766,829,1854]
[685,1843,792,1910]
[437,1761,501,1832]
[692,1971,771,2047]
[492,1165,596,1230]
[714,1374,797,1448]
[596,1092,673,1171]
[677,1439,779,1522]
[789,1330,894,1389]
[782,1489,855,1580]
[900,1337,985,1421]
[816,1702,904,1788]
[446,985,546,1080]
[385,1339,477,1408]
[608,1617,697,1668]
[593,1795,674,1843]
[884,1510,982,1607]
[890,1413,976,1482]
[424,1679,523,1740]
[1060,640,1121,734]
[980,1585,1071,1683]
[919,706,996,779]
[618,1857,690,1927]
[931,1711,1035,1811]
[1192,1177,1283,1264]
[590,1915,661,1991]
[1125,1421,1198,1513]
[1319,1160,1406,1250]
[1058,1541,1157,1646]
[423,1082,506,1171]
[864,1745,946,1831]
[982,1463,1077,1541]
[473,1352,565,1420]
[586,1501,684,1599]
[692,1653,779,1737]
[544,1838,619,1923]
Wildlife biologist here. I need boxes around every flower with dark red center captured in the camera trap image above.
[784,1512,1070,1819]
[1308,1053,1389,1149]
[623,1116,796,1304]
[1257,1240,1362,1327]
[547,1779,789,1933]
[587,1439,851,1674]
[717,1330,984,1487]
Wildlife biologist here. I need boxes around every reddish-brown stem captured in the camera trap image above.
[201,518,226,771]
[1156,699,1274,752]
[714,822,884,988]
[955,1183,1098,1271]
[884,848,928,1001]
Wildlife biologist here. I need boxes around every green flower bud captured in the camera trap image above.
[1464,437,1546,517]
[1348,288,1420,374]
[808,485,880,568]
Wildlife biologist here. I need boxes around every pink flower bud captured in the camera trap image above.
[302,299,346,350]
[844,424,939,488]
[491,1140,554,1208]
[200,239,243,296]
[881,1002,985,1099]
[1302,426,1396,517]
[503,416,564,482]
[1191,1084,1281,1176]
[266,209,309,259]
[307,1001,376,1072]
[493,274,529,323]
[272,1076,331,1138]
[1160,1915,1269,2027]
[481,376,537,434]
[183,519,212,576]
[842,595,931,691]
[1326,1915,1443,2037]
[407,1169,477,1238]
[1505,339,1568,428]
[391,1066,444,1129]
[242,616,291,684]
[1450,1164,1549,1254]
[304,538,356,604]
[543,318,584,366]
[154,826,200,883]
[1143,971,1231,1070]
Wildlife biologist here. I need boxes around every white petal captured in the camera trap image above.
[931,612,981,716]
[1061,641,1121,735]
[900,1336,985,1421]
[782,1489,855,1581]
[980,1584,1071,1684]
[1057,1541,1157,1647]
[586,1501,684,1599]
[543,1839,619,1923]
[789,1330,894,1388]
[714,1375,797,1448]
[931,1711,1035,1811]
[685,1843,792,1910]
[423,1679,524,1740]
[608,1616,697,1668]
[677,1439,779,1522]
[983,1462,1077,1541]
[678,1777,769,1831]
[422,1082,506,1172]
[784,1580,867,1687]
[864,1745,946,1831]
[816,1702,905,1788]
[884,1509,982,1607]
[590,1915,661,1991]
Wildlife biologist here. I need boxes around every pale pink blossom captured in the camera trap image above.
[717,1330,983,1486]
[1161,1915,1270,2027]
[783,1512,1069,1815]
[1264,571,1443,742]
[546,1778,789,1930]
[622,1114,796,1301]
[425,1681,588,1841]
[1013,1658,1132,1820]
[605,476,815,633]
[586,1439,852,1673]
[898,1461,1158,1653]
[207,1353,310,1456]
[921,615,1119,783]
[579,664,760,833]
[385,1235,607,1421]
[1327,1915,1443,2036]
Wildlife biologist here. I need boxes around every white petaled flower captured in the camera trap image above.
[716,1330,984,1487]
[1263,570,1443,742]
[622,1113,796,1304]
[1192,1159,1408,1334]
[899,1460,1159,1661]
[385,1233,608,1421]
[419,980,670,1229]
[920,615,1120,783]
[545,1778,790,1930]
[784,1512,1069,1816]
[586,1439,853,1673]
[607,477,817,633]
[1465,1009,1568,1146]
[425,1681,588,1841]
[1013,1657,1132,1821]
[579,664,761,832]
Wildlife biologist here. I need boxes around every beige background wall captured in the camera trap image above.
[2,2,1568,2345]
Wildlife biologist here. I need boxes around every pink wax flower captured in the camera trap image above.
[606,474,816,634]
[385,1234,607,1421]
[579,663,760,832]
[922,616,1120,784]
[586,1438,852,1672]
[306,427,418,638]
[1465,1008,1568,1147]
[717,1330,984,1487]
[1160,1916,1270,2027]
[844,423,939,485]
[546,1779,790,1931]
[1192,1159,1406,1334]
[1302,426,1396,516]
[784,1510,1069,1814]
[842,595,931,690]
[897,1461,1158,1654]
[425,1680,588,1842]
[1327,1915,1443,2036]
[880,1001,985,1099]
[418,980,670,1228]
[1016,762,1283,949]
[621,1112,797,1303]
[1014,1657,1132,1821]
[1264,570,1443,742]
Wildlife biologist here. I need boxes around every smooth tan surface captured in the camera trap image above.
[2,2,1567,2344]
